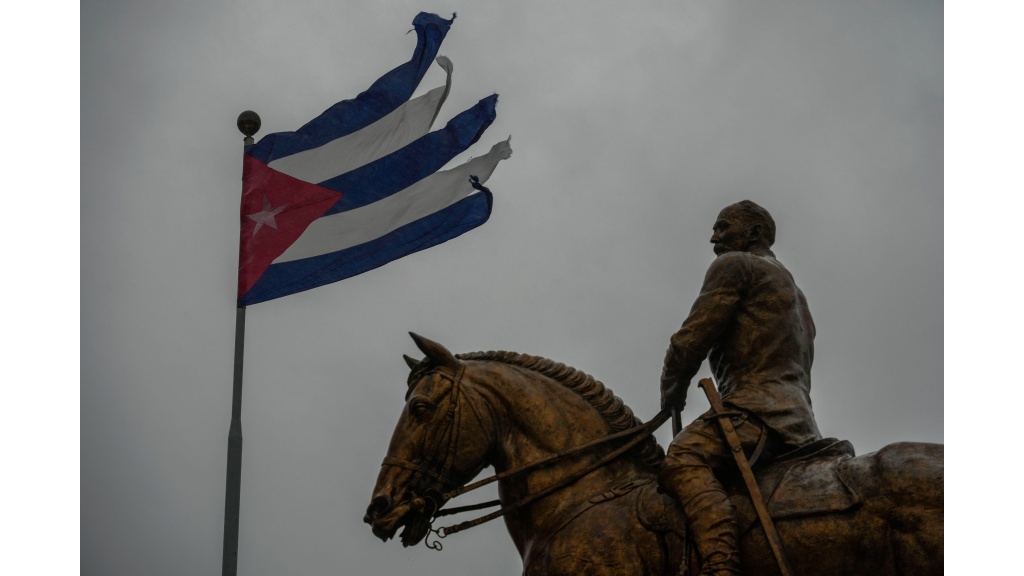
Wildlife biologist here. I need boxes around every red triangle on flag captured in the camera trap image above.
[238,154,342,299]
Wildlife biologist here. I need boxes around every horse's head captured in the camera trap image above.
[364,333,494,547]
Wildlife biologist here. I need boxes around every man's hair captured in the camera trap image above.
[727,200,776,247]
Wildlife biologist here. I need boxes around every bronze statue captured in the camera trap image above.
[365,333,943,575]
[659,200,822,575]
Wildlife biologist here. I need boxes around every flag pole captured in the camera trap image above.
[223,110,261,576]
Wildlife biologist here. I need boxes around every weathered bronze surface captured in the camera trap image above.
[659,200,824,575]
[365,333,943,575]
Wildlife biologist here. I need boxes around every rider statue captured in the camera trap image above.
[658,200,823,576]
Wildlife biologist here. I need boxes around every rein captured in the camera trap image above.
[429,407,671,541]
[381,362,671,549]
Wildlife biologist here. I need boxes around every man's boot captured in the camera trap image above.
[684,487,741,575]
[660,466,742,576]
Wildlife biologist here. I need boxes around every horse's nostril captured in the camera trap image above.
[365,495,391,522]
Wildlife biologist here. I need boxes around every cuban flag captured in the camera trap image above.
[237,12,512,306]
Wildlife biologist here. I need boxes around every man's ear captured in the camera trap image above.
[748,223,762,243]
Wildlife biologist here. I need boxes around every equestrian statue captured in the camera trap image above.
[364,201,943,575]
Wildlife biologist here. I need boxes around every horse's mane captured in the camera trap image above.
[456,350,665,470]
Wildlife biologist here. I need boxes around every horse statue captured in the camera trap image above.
[364,334,943,575]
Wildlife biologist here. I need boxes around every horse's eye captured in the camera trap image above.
[410,400,433,420]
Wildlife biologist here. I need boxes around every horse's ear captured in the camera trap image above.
[409,332,459,370]
[403,354,420,370]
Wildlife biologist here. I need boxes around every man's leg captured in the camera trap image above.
[658,413,770,576]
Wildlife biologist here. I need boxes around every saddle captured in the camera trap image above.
[637,438,860,540]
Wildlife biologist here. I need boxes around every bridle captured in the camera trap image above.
[380,365,469,520]
[376,364,670,549]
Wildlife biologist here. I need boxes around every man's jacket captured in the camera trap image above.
[662,250,822,447]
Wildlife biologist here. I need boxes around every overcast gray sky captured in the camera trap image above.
[73,0,970,573]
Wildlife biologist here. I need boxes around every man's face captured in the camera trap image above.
[710,209,751,255]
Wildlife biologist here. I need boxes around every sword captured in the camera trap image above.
[698,378,795,576]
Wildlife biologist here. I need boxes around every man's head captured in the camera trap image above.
[710,200,776,256]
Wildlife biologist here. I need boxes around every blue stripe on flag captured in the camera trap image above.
[246,12,454,165]
[239,190,493,305]
[319,95,497,214]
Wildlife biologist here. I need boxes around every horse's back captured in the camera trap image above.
[526,442,944,576]
[735,441,943,576]
[845,441,943,501]
[751,439,943,508]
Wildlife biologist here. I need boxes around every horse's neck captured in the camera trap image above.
[470,362,645,552]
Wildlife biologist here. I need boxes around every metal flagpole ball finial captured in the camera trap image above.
[237,110,261,144]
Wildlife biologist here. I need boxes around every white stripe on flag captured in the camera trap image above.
[268,56,455,184]
[274,137,512,263]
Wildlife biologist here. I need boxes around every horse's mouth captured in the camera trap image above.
[365,502,432,547]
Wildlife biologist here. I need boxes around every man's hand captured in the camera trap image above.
[661,378,688,411]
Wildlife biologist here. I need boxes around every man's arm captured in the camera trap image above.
[661,253,750,408]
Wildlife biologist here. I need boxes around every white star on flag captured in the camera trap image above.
[247,194,287,236]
